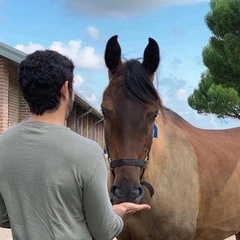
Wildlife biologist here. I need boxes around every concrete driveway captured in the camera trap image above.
[0,229,12,240]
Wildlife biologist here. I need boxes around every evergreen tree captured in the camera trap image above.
[188,0,240,119]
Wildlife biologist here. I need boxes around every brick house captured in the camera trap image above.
[0,42,105,147]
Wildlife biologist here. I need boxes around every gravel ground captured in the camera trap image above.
[0,228,236,240]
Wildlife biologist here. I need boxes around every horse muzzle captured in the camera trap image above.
[110,184,144,204]
[109,158,155,204]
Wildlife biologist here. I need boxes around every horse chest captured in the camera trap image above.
[117,213,196,240]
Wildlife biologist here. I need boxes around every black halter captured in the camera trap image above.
[110,159,147,169]
[108,156,154,197]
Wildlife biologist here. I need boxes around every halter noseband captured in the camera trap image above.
[110,158,148,169]
[108,156,154,197]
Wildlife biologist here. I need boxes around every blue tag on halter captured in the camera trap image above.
[153,124,158,138]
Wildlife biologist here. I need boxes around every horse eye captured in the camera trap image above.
[101,108,107,119]
[154,111,158,119]
[101,108,105,116]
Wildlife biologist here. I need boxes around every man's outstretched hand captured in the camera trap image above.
[112,202,151,218]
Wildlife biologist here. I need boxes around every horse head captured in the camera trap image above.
[101,35,162,204]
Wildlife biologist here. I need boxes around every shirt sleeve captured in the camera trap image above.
[0,193,11,228]
[82,155,123,240]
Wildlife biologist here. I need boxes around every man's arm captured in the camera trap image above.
[83,156,123,240]
[0,194,10,228]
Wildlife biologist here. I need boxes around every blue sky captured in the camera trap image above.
[0,0,239,129]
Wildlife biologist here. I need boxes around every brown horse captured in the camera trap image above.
[101,35,240,240]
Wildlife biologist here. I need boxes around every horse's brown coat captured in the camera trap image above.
[164,109,240,239]
[102,36,240,240]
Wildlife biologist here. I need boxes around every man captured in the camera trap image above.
[0,50,150,240]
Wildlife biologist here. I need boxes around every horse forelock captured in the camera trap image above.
[113,59,162,108]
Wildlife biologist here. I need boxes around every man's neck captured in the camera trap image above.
[28,112,65,126]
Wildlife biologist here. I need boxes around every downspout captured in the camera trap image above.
[92,117,104,144]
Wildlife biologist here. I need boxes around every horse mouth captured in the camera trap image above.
[110,194,143,205]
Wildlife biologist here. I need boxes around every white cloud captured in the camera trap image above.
[74,74,85,89]
[74,80,100,108]
[176,88,188,102]
[15,40,104,70]
[86,93,98,105]
[78,88,100,109]
[15,42,44,53]
[63,0,209,17]
[50,40,104,70]
[86,25,100,40]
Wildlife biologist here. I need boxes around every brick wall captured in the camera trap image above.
[8,60,19,127]
[0,57,30,134]
[18,93,30,122]
[0,57,9,134]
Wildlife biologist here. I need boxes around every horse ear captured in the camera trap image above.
[142,38,160,75]
[105,35,121,72]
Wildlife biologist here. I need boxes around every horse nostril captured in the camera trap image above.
[110,185,118,197]
[110,185,143,200]
[114,187,124,198]
[138,186,143,196]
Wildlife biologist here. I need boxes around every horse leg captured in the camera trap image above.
[236,232,240,240]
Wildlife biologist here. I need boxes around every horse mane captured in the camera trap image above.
[115,59,162,107]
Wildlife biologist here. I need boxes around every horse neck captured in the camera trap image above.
[149,110,198,171]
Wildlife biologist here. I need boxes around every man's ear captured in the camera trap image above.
[61,81,69,100]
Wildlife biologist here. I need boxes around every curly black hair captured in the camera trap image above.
[18,50,74,115]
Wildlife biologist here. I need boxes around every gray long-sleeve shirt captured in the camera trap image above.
[0,121,123,240]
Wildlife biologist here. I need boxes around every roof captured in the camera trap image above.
[0,42,103,119]
[74,91,103,119]
[0,42,26,63]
